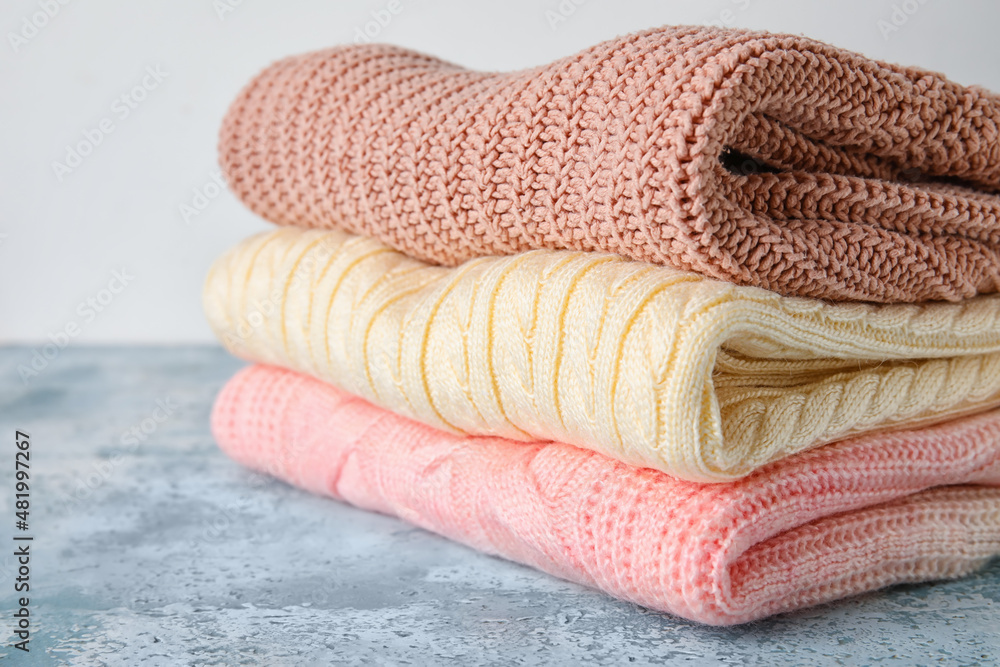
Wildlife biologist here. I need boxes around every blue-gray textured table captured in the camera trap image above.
[0,346,998,666]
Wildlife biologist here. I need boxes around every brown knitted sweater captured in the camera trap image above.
[219,25,1000,302]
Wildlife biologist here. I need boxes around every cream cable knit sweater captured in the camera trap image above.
[204,228,1000,481]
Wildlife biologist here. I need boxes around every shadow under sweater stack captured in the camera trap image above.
[203,25,1000,625]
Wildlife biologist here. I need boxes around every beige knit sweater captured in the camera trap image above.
[203,227,1000,481]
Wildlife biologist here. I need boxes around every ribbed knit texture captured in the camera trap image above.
[212,365,1000,625]
[203,227,1000,482]
[219,25,1000,303]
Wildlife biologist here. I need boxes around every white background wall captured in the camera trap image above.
[3,0,999,344]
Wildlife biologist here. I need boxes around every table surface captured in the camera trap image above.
[0,346,998,666]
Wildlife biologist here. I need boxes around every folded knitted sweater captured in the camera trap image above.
[212,365,1000,625]
[204,227,1000,482]
[219,25,1000,303]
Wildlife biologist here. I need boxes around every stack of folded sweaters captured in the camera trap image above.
[204,25,1000,625]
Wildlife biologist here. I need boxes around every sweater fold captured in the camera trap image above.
[212,364,1000,625]
[219,25,1000,302]
[203,227,1000,482]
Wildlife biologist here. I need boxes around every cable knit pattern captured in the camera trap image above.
[219,25,1000,303]
[203,227,1000,481]
[212,365,1000,625]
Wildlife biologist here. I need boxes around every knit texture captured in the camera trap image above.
[212,365,1000,625]
[204,227,1000,482]
[219,25,1000,303]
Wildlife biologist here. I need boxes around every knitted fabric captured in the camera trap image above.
[203,227,1000,482]
[212,364,1000,626]
[218,25,1000,303]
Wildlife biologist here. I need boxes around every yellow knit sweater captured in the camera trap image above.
[204,228,1000,482]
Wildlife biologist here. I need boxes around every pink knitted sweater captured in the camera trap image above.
[219,25,1000,302]
[213,365,1000,625]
